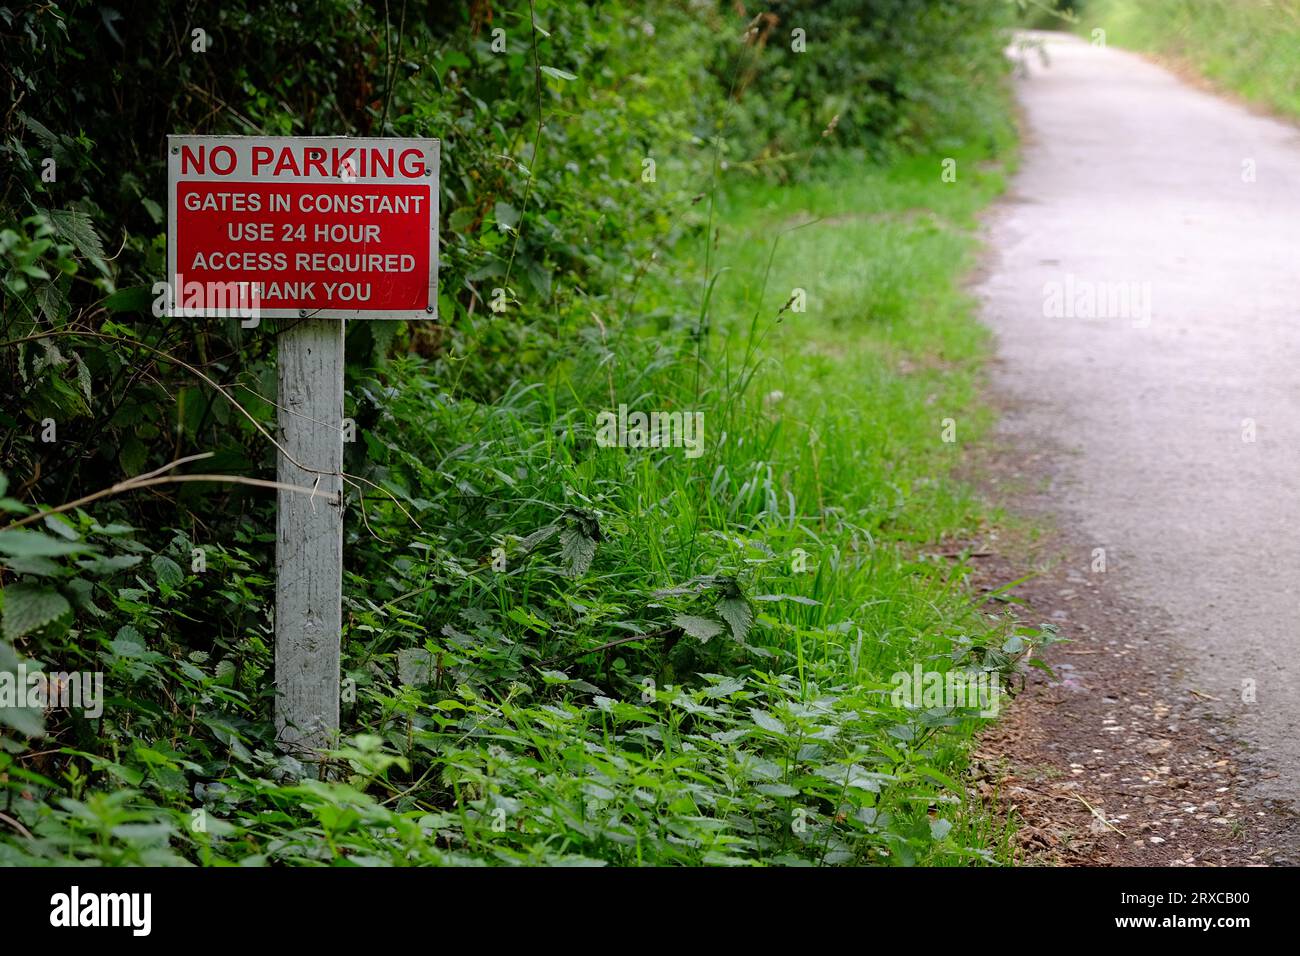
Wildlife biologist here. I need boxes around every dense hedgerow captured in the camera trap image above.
[0,0,1025,865]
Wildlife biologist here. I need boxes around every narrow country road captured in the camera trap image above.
[979,32,1300,810]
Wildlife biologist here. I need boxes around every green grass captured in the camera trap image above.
[336,139,1039,866]
[1076,0,1300,119]
[682,144,1029,860]
[2,125,1038,870]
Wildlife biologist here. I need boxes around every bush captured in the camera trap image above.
[0,0,1018,865]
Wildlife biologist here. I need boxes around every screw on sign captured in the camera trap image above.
[166,135,439,764]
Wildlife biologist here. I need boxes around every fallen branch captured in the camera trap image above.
[0,811,34,841]
[2,452,340,531]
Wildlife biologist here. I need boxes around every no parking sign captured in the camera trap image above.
[167,135,438,319]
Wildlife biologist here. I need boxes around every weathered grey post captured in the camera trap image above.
[274,319,345,760]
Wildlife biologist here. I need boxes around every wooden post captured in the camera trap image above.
[275,319,345,761]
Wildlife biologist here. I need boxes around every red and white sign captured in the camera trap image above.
[166,135,439,319]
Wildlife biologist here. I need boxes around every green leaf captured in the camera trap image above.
[717,594,753,642]
[0,476,27,514]
[448,207,477,233]
[518,524,558,553]
[73,353,92,401]
[0,680,44,739]
[3,554,62,576]
[1,582,72,640]
[0,639,45,735]
[110,625,147,659]
[700,675,745,698]
[151,554,184,593]
[812,763,889,792]
[917,765,964,793]
[42,514,78,540]
[748,707,786,734]
[46,208,107,274]
[558,525,597,578]
[75,553,141,575]
[36,278,67,321]
[493,201,519,230]
[540,66,577,81]
[21,115,59,148]
[506,607,548,633]
[397,647,435,686]
[0,528,96,558]
[673,613,723,643]
[119,433,147,476]
[63,578,104,617]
